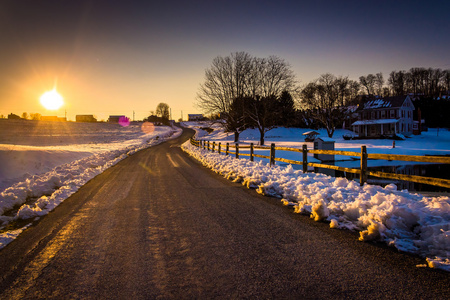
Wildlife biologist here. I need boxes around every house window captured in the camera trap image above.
[381,110,385,118]
[371,112,375,119]
[390,110,395,118]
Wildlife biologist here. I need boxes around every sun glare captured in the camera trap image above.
[40,89,64,110]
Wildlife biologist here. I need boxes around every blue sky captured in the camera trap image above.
[1,0,449,121]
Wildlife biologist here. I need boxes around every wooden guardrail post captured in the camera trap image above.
[218,142,221,154]
[226,143,229,155]
[235,143,239,158]
[207,141,210,151]
[270,143,275,166]
[250,143,254,162]
[212,142,215,153]
[360,145,368,186]
[203,140,206,150]
[302,144,308,173]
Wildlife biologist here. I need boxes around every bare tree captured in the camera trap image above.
[348,80,361,103]
[30,113,41,120]
[197,52,298,141]
[388,70,407,96]
[245,96,279,145]
[156,103,170,120]
[359,74,376,95]
[442,70,450,93]
[374,73,384,96]
[301,74,352,138]
[197,52,253,116]
[257,56,298,97]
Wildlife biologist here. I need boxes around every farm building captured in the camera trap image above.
[352,95,414,138]
[188,114,204,121]
[108,115,126,123]
[76,115,97,122]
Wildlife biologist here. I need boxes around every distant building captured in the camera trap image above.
[108,115,126,123]
[41,116,67,122]
[8,113,21,120]
[352,95,414,138]
[76,115,97,122]
[188,114,204,121]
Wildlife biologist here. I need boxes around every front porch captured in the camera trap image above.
[352,119,399,138]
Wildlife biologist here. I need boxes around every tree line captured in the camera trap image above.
[359,68,450,98]
[197,52,450,140]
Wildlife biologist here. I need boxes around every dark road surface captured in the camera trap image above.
[0,128,448,299]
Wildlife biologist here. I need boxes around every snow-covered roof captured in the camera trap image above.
[315,137,334,142]
[352,119,399,126]
[302,130,319,136]
[358,96,409,111]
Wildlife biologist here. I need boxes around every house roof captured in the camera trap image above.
[357,95,409,111]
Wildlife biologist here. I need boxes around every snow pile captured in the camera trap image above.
[182,140,450,272]
[0,124,182,249]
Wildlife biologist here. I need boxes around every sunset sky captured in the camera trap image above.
[1,0,449,121]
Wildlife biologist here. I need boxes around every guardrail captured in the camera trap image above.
[190,138,450,189]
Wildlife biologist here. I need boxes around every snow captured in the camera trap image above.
[352,119,399,125]
[0,119,182,248]
[181,122,450,271]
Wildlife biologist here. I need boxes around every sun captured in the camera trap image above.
[40,89,64,110]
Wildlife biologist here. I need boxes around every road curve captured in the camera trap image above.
[0,128,448,299]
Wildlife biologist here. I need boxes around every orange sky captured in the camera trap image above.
[1,1,449,121]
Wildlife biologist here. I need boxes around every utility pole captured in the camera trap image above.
[133,110,135,121]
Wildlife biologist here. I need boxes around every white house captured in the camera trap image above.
[352,95,414,138]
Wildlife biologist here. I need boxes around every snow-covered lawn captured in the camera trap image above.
[183,121,450,166]
[0,119,181,248]
[181,122,450,272]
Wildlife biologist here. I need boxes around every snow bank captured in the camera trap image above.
[0,124,182,249]
[182,140,450,272]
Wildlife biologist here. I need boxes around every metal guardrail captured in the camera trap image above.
[190,138,450,189]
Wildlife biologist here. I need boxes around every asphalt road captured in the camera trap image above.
[0,128,448,299]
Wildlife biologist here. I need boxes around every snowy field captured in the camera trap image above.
[183,121,450,166]
[182,122,450,271]
[0,119,181,248]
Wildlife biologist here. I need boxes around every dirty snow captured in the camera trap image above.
[181,122,450,272]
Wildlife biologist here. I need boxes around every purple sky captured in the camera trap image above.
[1,0,449,121]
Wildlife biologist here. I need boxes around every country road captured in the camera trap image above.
[0,128,448,299]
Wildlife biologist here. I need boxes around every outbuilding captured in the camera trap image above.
[302,131,319,142]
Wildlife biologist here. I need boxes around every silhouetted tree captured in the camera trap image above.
[388,70,407,96]
[300,74,353,138]
[156,103,170,121]
[224,96,250,142]
[359,74,376,95]
[276,91,296,126]
[30,113,41,120]
[196,52,298,140]
[246,95,278,145]
[21,112,28,119]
